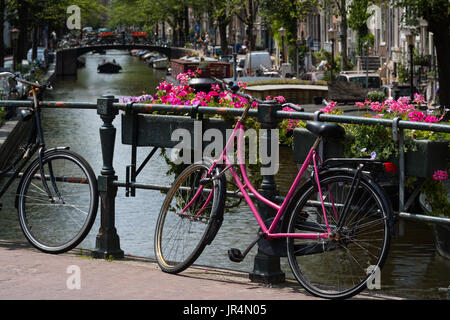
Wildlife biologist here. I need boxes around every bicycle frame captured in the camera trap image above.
[184,119,333,241]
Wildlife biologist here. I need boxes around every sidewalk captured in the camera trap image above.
[0,240,398,300]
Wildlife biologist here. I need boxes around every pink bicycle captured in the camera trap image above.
[154,82,394,299]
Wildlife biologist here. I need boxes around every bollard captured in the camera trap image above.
[249,102,285,284]
[92,95,124,259]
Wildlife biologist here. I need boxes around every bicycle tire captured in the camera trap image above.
[17,149,98,254]
[284,172,392,299]
[154,161,226,274]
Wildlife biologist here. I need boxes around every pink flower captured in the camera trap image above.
[320,101,337,114]
[433,170,448,181]
[355,102,365,109]
[274,96,286,103]
[237,81,247,88]
[424,116,439,123]
[398,96,411,105]
[408,111,426,122]
[369,101,384,112]
[251,101,259,108]
[413,93,426,104]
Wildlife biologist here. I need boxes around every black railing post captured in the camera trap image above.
[92,95,124,259]
[249,101,285,284]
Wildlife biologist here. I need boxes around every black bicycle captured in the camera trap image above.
[0,72,98,254]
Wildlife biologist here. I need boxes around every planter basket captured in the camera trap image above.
[292,129,449,180]
[121,113,234,150]
[292,128,345,163]
[404,139,449,179]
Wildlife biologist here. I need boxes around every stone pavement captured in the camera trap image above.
[0,240,398,301]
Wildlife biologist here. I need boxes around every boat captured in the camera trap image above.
[130,49,140,56]
[142,52,154,60]
[97,59,122,73]
[138,51,149,59]
[152,57,168,69]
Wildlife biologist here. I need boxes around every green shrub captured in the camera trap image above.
[367,91,385,102]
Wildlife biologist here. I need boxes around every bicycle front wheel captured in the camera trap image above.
[154,161,226,274]
[17,149,98,254]
[285,173,392,299]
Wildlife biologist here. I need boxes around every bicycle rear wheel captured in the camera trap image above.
[154,161,226,274]
[285,173,392,299]
[17,149,98,253]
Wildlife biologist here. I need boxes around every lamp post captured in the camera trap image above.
[405,30,415,100]
[328,27,336,81]
[10,28,20,72]
[279,27,286,64]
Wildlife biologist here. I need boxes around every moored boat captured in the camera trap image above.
[153,57,168,69]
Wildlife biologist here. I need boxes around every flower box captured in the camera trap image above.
[121,113,234,150]
[292,127,345,164]
[404,139,449,178]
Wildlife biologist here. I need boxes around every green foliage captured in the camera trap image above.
[367,91,386,102]
[397,64,409,84]
[422,178,450,217]
[0,107,4,126]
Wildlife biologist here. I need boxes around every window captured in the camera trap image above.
[349,76,381,88]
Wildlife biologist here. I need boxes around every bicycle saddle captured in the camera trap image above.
[306,121,345,138]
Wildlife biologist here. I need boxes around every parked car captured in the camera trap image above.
[336,71,381,89]
[381,83,417,100]
[243,51,272,76]
[27,47,49,69]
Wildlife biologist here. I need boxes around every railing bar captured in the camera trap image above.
[398,212,450,225]
[1,99,449,133]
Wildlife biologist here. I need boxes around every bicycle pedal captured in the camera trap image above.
[228,248,244,263]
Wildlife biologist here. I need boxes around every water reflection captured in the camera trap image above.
[0,50,448,299]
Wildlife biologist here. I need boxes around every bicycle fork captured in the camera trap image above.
[32,89,63,205]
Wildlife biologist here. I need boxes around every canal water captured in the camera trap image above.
[0,50,448,299]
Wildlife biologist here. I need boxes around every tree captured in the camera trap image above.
[259,0,316,56]
[232,0,259,51]
[211,0,235,56]
[348,0,373,55]
[388,0,450,117]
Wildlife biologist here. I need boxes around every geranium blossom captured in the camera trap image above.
[433,170,448,181]
[321,101,337,114]
[408,111,426,122]
[413,93,426,104]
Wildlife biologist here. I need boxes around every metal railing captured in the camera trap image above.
[1,97,449,278]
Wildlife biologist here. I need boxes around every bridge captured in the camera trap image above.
[55,44,193,76]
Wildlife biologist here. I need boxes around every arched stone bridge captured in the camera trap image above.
[55,44,192,76]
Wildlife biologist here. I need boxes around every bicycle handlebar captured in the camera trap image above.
[0,71,46,89]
